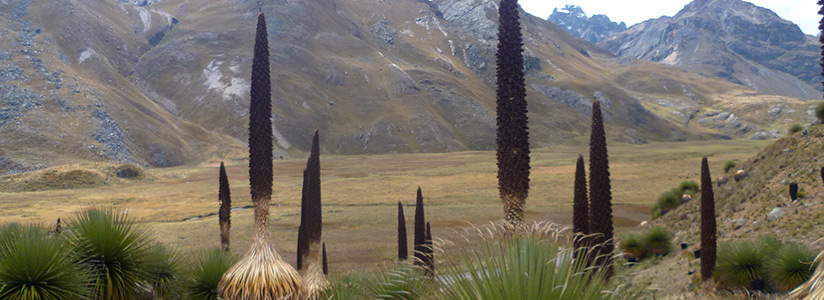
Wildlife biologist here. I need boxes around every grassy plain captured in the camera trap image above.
[0,139,768,275]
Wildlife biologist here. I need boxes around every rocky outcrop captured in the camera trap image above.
[599,0,819,99]
[547,5,627,44]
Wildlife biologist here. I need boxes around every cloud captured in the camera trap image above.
[521,0,817,35]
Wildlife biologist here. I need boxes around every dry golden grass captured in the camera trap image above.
[0,140,767,276]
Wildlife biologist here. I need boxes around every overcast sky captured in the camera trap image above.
[519,0,819,35]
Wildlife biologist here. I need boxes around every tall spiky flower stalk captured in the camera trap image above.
[397,201,408,261]
[425,222,434,275]
[820,0,824,100]
[218,12,304,300]
[573,155,589,255]
[219,162,232,252]
[588,100,613,280]
[297,169,308,270]
[322,243,328,276]
[700,157,717,282]
[495,0,530,228]
[299,130,328,295]
[414,187,427,269]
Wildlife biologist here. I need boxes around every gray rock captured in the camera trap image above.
[531,85,591,115]
[371,19,397,49]
[462,43,487,73]
[548,5,627,44]
[91,109,135,163]
[767,207,784,221]
[750,130,781,140]
[733,218,746,230]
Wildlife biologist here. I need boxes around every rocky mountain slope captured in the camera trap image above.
[599,0,820,100]
[0,0,817,174]
[547,5,627,44]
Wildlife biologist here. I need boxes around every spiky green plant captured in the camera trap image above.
[369,265,429,300]
[789,124,803,134]
[589,100,613,280]
[769,243,817,292]
[433,235,613,300]
[0,225,88,300]
[715,241,767,289]
[181,249,238,300]
[218,11,305,300]
[643,226,672,255]
[700,157,717,282]
[397,201,408,261]
[219,162,231,252]
[495,0,530,227]
[321,276,361,300]
[144,244,180,299]
[67,208,153,300]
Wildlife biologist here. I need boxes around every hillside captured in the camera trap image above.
[0,0,816,174]
[599,0,820,100]
[657,123,824,247]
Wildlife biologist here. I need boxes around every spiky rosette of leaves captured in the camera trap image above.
[68,208,154,300]
[0,225,89,300]
[495,0,530,227]
[180,249,238,300]
[573,154,589,250]
[218,12,305,300]
[414,187,427,269]
[588,100,613,280]
[397,201,408,261]
[701,157,717,282]
[218,240,305,300]
[219,162,231,252]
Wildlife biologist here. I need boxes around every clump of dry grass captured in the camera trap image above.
[218,240,305,300]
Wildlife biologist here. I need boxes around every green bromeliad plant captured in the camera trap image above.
[0,225,88,300]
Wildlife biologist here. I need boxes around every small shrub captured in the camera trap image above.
[724,161,737,173]
[768,243,817,291]
[789,124,803,134]
[180,249,238,300]
[619,233,645,259]
[715,241,767,289]
[651,203,662,219]
[816,103,824,123]
[679,181,700,195]
[643,226,672,255]
[657,190,681,211]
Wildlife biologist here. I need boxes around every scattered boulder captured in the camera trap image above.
[716,176,728,187]
[639,220,648,227]
[681,194,692,204]
[732,218,746,230]
[734,170,749,181]
[767,207,783,221]
[750,130,781,140]
[114,164,142,179]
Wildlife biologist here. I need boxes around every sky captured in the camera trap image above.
[519,0,819,35]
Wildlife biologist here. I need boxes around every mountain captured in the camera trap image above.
[0,0,817,174]
[547,4,627,44]
[599,0,820,100]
